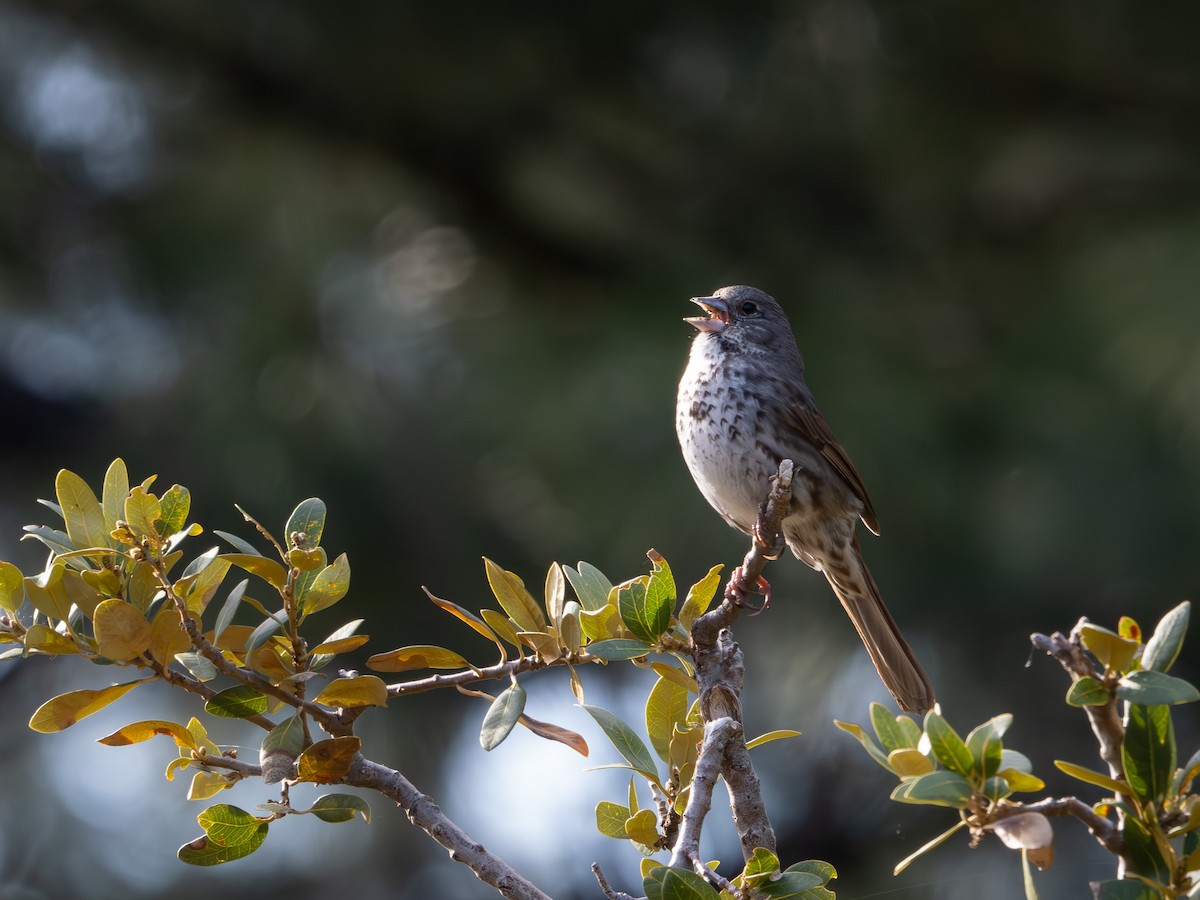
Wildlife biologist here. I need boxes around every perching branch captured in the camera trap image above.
[1031,625,1124,777]
[669,460,794,870]
[992,797,1122,857]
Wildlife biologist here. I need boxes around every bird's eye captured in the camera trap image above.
[740,300,758,315]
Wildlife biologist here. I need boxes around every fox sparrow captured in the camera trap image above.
[675,285,935,713]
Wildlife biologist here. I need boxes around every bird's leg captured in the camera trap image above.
[724,566,771,613]
[752,501,786,560]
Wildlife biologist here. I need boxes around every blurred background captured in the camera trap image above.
[1,1,1198,897]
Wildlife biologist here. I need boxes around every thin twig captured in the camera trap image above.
[591,863,640,900]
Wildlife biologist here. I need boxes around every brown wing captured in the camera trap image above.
[783,402,881,535]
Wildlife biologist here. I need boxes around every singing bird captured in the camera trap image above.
[675,285,935,713]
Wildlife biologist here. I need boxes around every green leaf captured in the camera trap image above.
[965,714,1011,780]
[483,558,545,632]
[582,704,660,785]
[21,525,75,558]
[298,553,350,616]
[754,872,826,898]
[564,561,613,612]
[480,682,526,751]
[646,675,690,763]
[29,680,146,732]
[205,685,269,719]
[158,485,191,537]
[177,805,268,866]
[1142,601,1190,673]
[1122,814,1172,884]
[644,550,676,625]
[924,711,974,777]
[741,847,780,885]
[308,794,370,824]
[890,770,974,808]
[660,867,720,899]
[596,800,630,839]
[55,468,111,552]
[1123,704,1175,805]
[1118,670,1200,705]
[618,578,669,644]
[101,458,129,534]
[212,579,248,649]
[284,498,326,549]
[587,638,651,660]
[244,611,285,656]
[1091,879,1163,900]
[1066,676,1112,707]
[213,530,263,557]
[871,701,914,753]
[784,860,836,884]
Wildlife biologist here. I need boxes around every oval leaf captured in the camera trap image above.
[480,682,526,751]
[205,685,269,719]
[297,736,362,783]
[314,675,388,709]
[366,644,469,673]
[587,638,651,660]
[177,805,268,866]
[483,558,545,632]
[1117,670,1200,706]
[284,498,326,549]
[29,680,145,732]
[93,598,154,662]
[890,770,973,808]
[582,704,660,785]
[299,553,350,616]
[1142,601,1190,673]
[308,793,370,824]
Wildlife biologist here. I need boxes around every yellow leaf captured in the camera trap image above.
[124,486,163,542]
[149,606,193,665]
[98,719,195,748]
[23,624,81,655]
[188,769,231,801]
[480,609,521,648]
[746,729,804,750]
[424,587,498,643]
[29,680,146,732]
[309,635,369,656]
[56,468,112,553]
[314,675,388,708]
[1054,760,1131,796]
[93,599,153,661]
[296,736,362,783]
[366,645,469,673]
[517,630,561,661]
[888,747,935,777]
[483,558,545,633]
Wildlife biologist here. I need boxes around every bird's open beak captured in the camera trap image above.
[684,296,729,333]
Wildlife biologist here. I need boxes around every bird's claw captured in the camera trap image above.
[752,504,786,560]
[724,566,772,614]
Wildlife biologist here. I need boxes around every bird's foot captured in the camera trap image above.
[752,504,786,560]
[725,566,772,613]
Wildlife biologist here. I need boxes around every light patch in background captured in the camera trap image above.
[441,674,741,898]
[2,242,181,402]
[318,211,503,392]
[12,42,153,194]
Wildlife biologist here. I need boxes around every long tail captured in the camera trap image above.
[822,536,935,713]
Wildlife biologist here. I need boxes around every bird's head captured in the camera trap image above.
[684,285,794,356]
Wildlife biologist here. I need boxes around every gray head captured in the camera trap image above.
[684,285,800,359]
